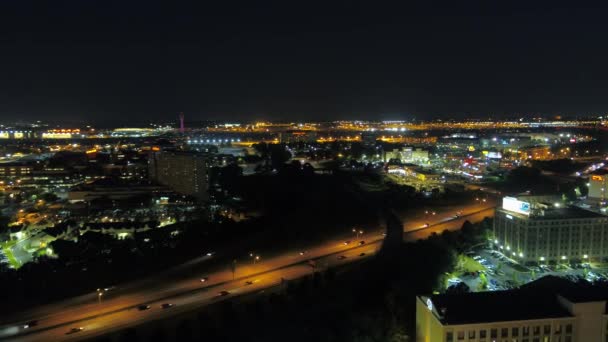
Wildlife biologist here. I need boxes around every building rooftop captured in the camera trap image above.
[533,206,606,220]
[427,276,608,325]
[522,276,608,303]
[498,206,606,220]
[429,289,572,325]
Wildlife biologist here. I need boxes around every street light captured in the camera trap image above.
[352,228,364,239]
[254,255,260,264]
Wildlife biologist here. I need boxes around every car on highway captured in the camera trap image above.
[338,255,347,260]
[200,277,209,283]
[218,290,230,297]
[137,304,151,311]
[423,223,430,228]
[66,327,84,335]
[359,252,366,257]
[245,280,254,286]
[343,241,351,245]
[161,303,174,309]
[358,240,365,245]
[299,251,306,256]
[23,320,38,329]
[205,252,215,256]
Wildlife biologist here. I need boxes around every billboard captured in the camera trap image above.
[502,197,530,216]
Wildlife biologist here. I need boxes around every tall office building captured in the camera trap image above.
[148,151,209,200]
[493,196,608,264]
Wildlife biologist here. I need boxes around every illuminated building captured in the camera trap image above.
[0,163,32,178]
[385,147,428,164]
[279,130,317,143]
[493,196,608,264]
[417,276,608,342]
[385,148,412,163]
[411,148,429,163]
[41,129,81,139]
[588,171,608,202]
[0,130,34,139]
[111,128,157,137]
[148,151,209,200]
[68,181,169,202]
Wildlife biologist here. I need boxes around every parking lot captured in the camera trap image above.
[448,247,608,293]
[0,249,11,269]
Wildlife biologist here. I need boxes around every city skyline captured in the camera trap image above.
[3,2,608,341]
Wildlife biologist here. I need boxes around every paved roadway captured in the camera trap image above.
[0,200,496,341]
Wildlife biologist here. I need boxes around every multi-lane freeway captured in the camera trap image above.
[0,200,495,341]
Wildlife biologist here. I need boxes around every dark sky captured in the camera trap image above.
[1,1,608,123]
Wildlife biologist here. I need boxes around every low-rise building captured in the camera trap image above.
[416,276,608,342]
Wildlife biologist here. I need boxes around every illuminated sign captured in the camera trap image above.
[592,175,604,181]
[426,298,433,311]
[42,133,73,139]
[487,152,502,159]
[503,197,531,216]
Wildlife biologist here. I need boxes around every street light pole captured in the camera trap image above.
[230,259,236,280]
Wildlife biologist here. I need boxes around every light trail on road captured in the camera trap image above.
[0,201,495,341]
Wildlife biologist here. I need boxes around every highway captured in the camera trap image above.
[0,200,495,341]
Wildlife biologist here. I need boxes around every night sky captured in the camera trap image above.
[1,1,608,123]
